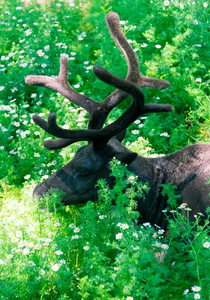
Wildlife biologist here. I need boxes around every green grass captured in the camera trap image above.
[0,0,210,299]
[0,161,209,299]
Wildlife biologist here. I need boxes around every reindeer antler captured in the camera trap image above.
[105,12,169,89]
[26,12,172,150]
[32,66,173,149]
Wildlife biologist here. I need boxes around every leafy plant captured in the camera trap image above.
[0,0,210,299]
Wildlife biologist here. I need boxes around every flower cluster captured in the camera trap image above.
[183,286,202,299]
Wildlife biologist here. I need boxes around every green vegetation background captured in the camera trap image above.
[0,0,209,185]
[0,0,209,299]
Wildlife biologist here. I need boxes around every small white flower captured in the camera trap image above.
[131,130,139,135]
[16,231,22,237]
[161,244,169,250]
[25,29,32,36]
[160,132,170,137]
[203,241,210,248]
[203,3,208,8]
[83,246,89,250]
[195,78,202,82]
[193,20,198,25]
[191,286,201,292]
[49,232,56,236]
[40,269,45,275]
[183,289,189,295]
[37,50,45,57]
[194,294,201,299]
[116,233,123,240]
[45,238,52,243]
[44,45,50,51]
[164,0,170,6]
[141,43,147,48]
[72,235,80,240]
[60,259,66,265]
[73,227,80,233]
[121,223,129,230]
[11,237,18,243]
[52,263,60,271]
[155,44,162,49]
[143,222,151,226]
[11,87,18,93]
[178,203,187,209]
[34,244,42,250]
[55,250,63,255]
[23,248,30,255]
[54,222,60,227]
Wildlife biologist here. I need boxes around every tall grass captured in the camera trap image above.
[0,160,209,299]
[0,0,209,299]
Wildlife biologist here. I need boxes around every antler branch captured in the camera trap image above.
[26,12,172,150]
[89,12,170,125]
[106,12,170,89]
[25,56,98,113]
[33,66,173,150]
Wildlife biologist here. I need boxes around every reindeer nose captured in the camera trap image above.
[32,182,49,199]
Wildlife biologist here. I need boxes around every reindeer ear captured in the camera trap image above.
[114,152,137,165]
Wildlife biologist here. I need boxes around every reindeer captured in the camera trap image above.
[25,12,210,228]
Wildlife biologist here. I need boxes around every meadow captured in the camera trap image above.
[0,0,209,299]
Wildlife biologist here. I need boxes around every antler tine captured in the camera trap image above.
[101,12,170,113]
[25,56,98,113]
[106,12,140,83]
[107,12,170,89]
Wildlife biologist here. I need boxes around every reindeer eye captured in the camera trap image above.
[79,168,91,177]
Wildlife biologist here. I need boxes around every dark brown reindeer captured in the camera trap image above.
[25,12,210,228]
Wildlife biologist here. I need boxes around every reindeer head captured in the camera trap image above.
[26,12,173,205]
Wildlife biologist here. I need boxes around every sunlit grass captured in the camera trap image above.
[0,160,209,299]
[0,0,210,298]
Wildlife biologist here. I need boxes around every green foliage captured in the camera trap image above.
[0,0,210,299]
[0,160,209,299]
[0,0,209,184]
